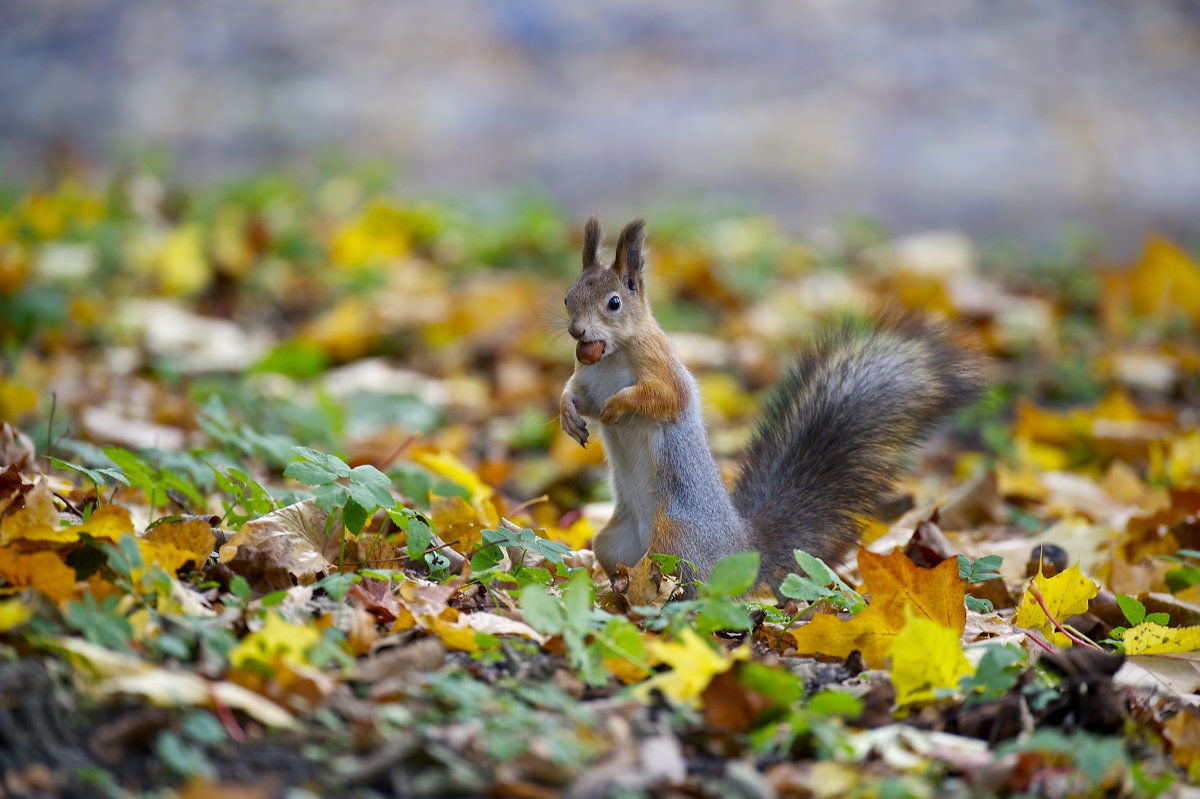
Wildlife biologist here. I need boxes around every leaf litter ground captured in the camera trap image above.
[1,174,1200,797]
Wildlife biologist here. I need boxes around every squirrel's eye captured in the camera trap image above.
[607,295,621,311]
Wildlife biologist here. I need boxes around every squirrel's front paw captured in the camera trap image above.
[600,398,627,426]
[560,396,589,447]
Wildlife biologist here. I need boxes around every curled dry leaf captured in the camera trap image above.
[219,499,332,584]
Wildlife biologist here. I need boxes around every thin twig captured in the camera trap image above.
[379,434,419,472]
[1027,583,1103,650]
[1024,630,1056,654]
[208,687,246,743]
[508,494,549,517]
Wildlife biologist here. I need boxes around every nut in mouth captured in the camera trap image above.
[576,340,605,364]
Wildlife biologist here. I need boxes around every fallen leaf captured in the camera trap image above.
[219,499,332,584]
[789,550,965,668]
[229,612,322,671]
[1164,709,1200,780]
[0,549,78,601]
[0,478,60,544]
[145,518,216,569]
[52,635,295,727]
[1013,564,1099,647]
[888,613,974,707]
[1123,621,1200,655]
[631,629,748,706]
[0,595,34,631]
[412,448,494,505]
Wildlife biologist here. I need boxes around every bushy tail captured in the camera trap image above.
[732,314,982,585]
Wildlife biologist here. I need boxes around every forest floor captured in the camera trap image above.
[0,172,1199,797]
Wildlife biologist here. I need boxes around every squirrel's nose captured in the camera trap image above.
[568,320,585,340]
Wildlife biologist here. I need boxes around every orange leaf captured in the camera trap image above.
[144,518,216,569]
[0,549,77,602]
[788,550,964,668]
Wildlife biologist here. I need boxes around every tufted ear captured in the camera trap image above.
[581,217,603,272]
[613,219,645,291]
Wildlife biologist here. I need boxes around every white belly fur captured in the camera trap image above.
[575,351,662,566]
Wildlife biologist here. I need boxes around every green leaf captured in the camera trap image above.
[795,549,840,585]
[284,460,337,486]
[180,711,228,746]
[519,584,566,635]
[739,662,802,706]
[779,573,831,604]
[563,571,595,633]
[965,595,994,613]
[405,516,432,561]
[350,464,391,488]
[705,551,760,598]
[1145,612,1171,626]
[155,731,215,780]
[228,575,251,602]
[695,598,754,633]
[469,543,504,574]
[1115,594,1146,626]
[292,446,352,479]
[808,689,864,718]
[311,482,347,512]
[649,553,681,576]
[958,553,1004,583]
[342,499,370,536]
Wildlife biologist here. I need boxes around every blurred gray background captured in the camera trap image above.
[2,0,1199,253]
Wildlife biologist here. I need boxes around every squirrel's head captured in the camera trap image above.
[564,217,650,365]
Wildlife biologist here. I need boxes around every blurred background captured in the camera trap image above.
[3,0,1199,255]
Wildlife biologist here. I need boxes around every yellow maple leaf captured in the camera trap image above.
[1013,564,1098,647]
[1123,621,1200,655]
[888,613,974,707]
[788,550,965,668]
[0,597,34,632]
[631,629,748,706]
[229,612,321,671]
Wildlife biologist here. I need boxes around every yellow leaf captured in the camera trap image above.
[135,539,195,577]
[0,596,34,631]
[1123,621,1200,655]
[229,612,321,671]
[1013,564,1098,647]
[631,629,748,706]
[425,608,480,652]
[75,505,136,540]
[545,516,594,550]
[0,478,60,545]
[330,201,411,269]
[427,494,489,555]
[0,550,77,602]
[144,518,216,569]
[1156,430,1200,488]
[0,380,37,422]
[412,448,494,505]
[1128,235,1200,322]
[888,613,974,707]
[156,224,211,296]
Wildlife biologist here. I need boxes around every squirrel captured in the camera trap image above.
[559,217,982,595]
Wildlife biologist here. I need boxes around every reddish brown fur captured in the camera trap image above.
[601,327,690,424]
